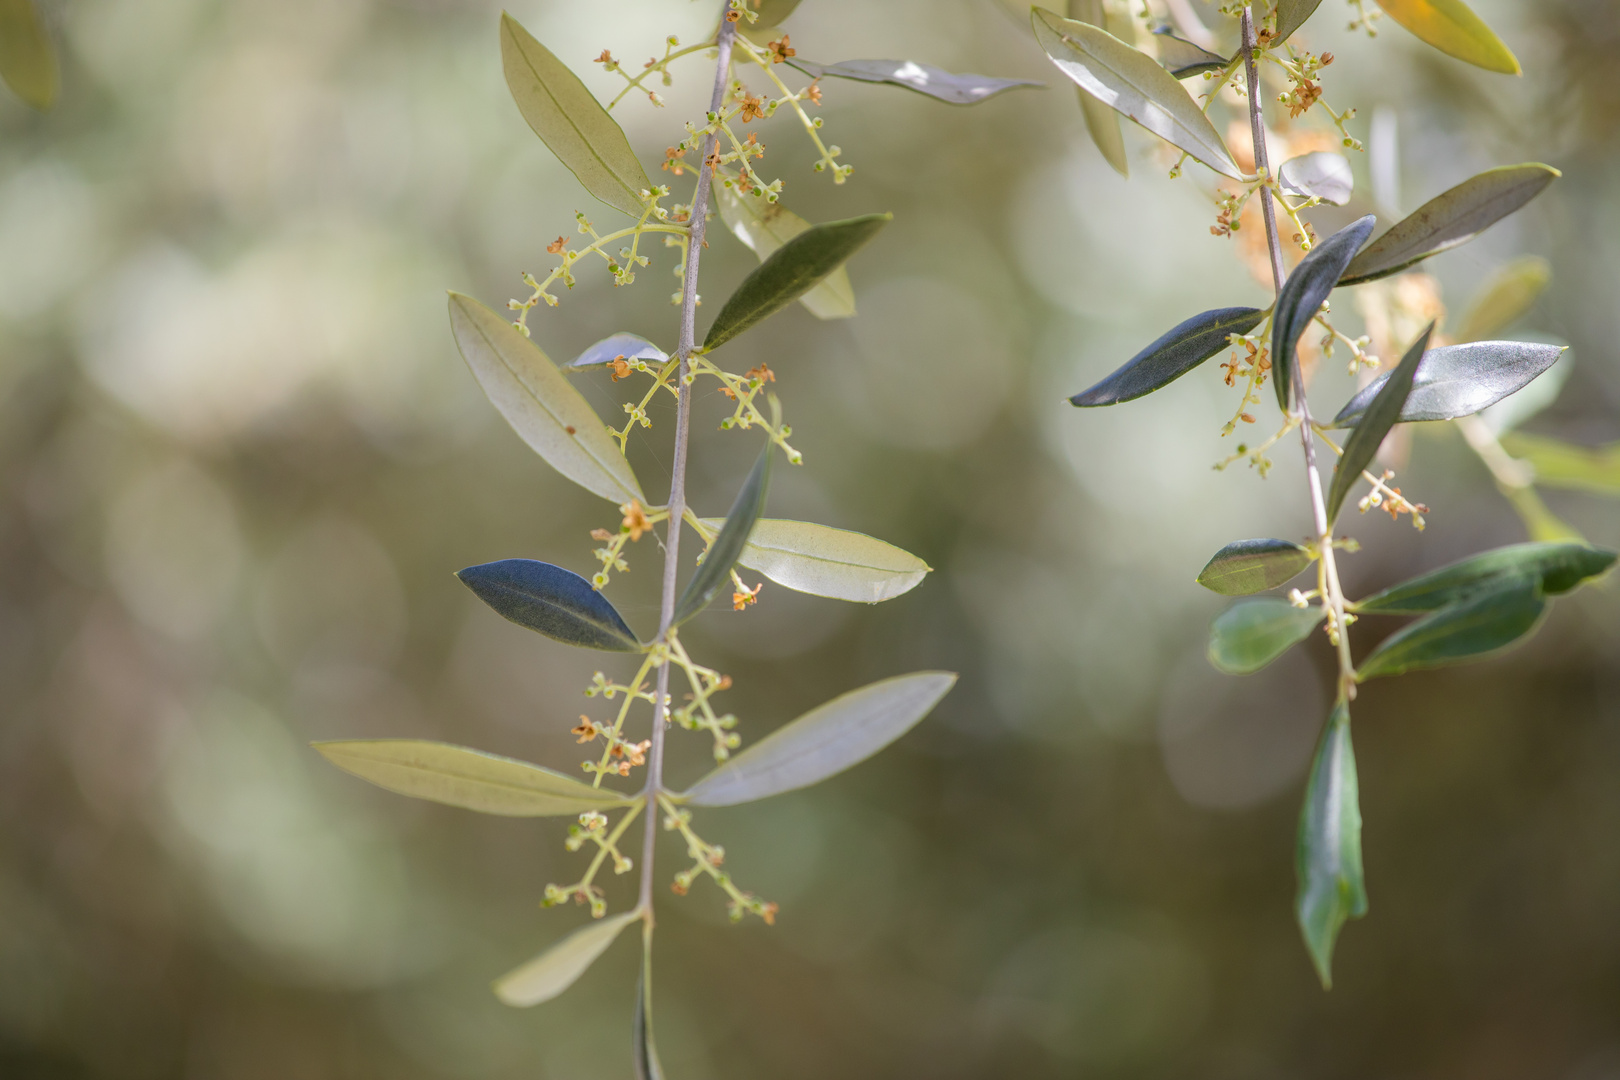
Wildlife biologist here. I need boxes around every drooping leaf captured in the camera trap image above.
[702,214,890,351]
[1500,433,1620,495]
[1326,323,1432,524]
[499,14,652,217]
[1070,307,1265,406]
[1295,701,1366,990]
[1356,577,1547,680]
[716,187,854,320]
[1354,541,1616,613]
[1150,26,1228,77]
[1374,0,1520,74]
[1273,215,1377,410]
[1455,256,1550,343]
[494,911,640,1007]
[1032,10,1243,180]
[786,58,1041,106]
[1330,340,1563,427]
[1274,0,1327,46]
[682,672,957,806]
[672,440,773,625]
[1069,0,1129,176]
[698,517,930,603]
[632,948,665,1080]
[449,293,645,505]
[314,739,634,816]
[1197,538,1314,596]
[569,332,667,369]
[458,559,642,651]
[1278,151,1354,206]
[0,0,56,110]
[1207,599,1325,675]
[1338,165,1558,286]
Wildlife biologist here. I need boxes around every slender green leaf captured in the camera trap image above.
[1500,433,1620,495]
[1070,307,1264,406]
[1207,599,1324,675]
[0,0,56,110]
[1374,0,1520,74]
[569,332,667,369]
[1456,256,1550,343]
[1150,27,1228,77]
[716,187,854,320]
[1354,541,1616,613]
[702,214,890,350]
[1197,538,1313,596]
[1069,0,1129,176]
[683,672,957,806]
[1330,340,1563,427]
[494,911,640,1007]
[1273,215,1377,411]
[632,939,664,1080]
[698,517,930,603]
[1274,0,1327,46]
[1295,701,1366,990]
[314,739,634,816]
[459,559,642,651]
[1504,486,1586,545]
[786,58,1041,105]
[1339,165,1558,286]
[1278,151,1353,206]
[499,13,652,217]
[1356,577,1547,680]
[1032,10,1243,179]
[673,440,773,625]
[449,293,644,505]
[1327,323,1432,523]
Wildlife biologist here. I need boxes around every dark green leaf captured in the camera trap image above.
[1150,27,1228,77]
[1500,433,1620,495]
[1197,538,1313,596]
[672,440,773,625]
[1330,340,1562,427]
[702,214,890,351]
[717,188,854,319]
[569,333,667,369]
[1274,0,1327,45]
[1208,599,1324,675]
[494,911,640,1007]
[458,559,642,651]
[1353,541,1616,613]
[1070,307,1264,406]
[1455,256,1550,343]
[1338,165,1558,286]
[1277,151,1353,206]
[1356,577,1547,680]
[1273,215,1376,411]
[1326,323,1432,524]
[786,58,1042,106]
[1374,0,1520,74]
[1295,700,1366,990]
[632,942,664,1080]
[1068,0,1129,176]
[0,0,56,110]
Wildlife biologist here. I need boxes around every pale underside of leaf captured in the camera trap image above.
[700,517,929,603]
[787,57,1042,106]
[494,910,640,1007]
[1278,151,1353,206]
[1069,0,1129,175]
[1330,340,1563,427]
[717,187,854,320]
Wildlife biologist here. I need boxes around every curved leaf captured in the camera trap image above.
[1374,0,1520,74]
[1208,599,1324,675]
[1356,577,1547,681]
[1295,701,1366,990]
[1327,323,1432,524]
[1273,216,1377,410]
[569,332,667,369]
[1455,256,1550,343]
[499,14,651,216]
[717,188,854,320]
[1278,151,1353,206]
[459,559,642,651]
[450,294,645,505]
[672,440,773,625]
[702,214,890,351]
[494,910,640,1007]
[786,58,1041,105]
[699,517,930,603]
[314,739,633,816]
[1070,307,1264,406]
[1353,541,1616,613]
[1339,165,1558,286]
[1069,0,1129,176]
[1197,538,1313,596]
[682,672,957,806]
[750,0,801,30]
[1033,10,1243,180]
[632,948,665,1080]
[1500,433,1620,495]
[1274,0,1327,46]
[1150,27,1228,78]
[0,0,56,110]
[1330,340,1562,427]
[1482,340,1571,435]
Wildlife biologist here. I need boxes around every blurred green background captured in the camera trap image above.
[4,0,1620,1076]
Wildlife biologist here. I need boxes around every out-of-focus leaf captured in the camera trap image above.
[1273,216,1377,410]
[786,58,1041,105]
[1032,10,1243,180]
[1295,700,1366,990]
[682,672,957,806]
[1501,433,1620,495]
[716,187,854,320]
[499,14,651,217]
[672,440,772,625]
[314,740,634,816]
[1356,577,1547,680]
[1207,599,1324,675]
[1339,165,1557,286]
[1278,151,1354,206]
[0,0,56,110]
[1069,0,1128,176]
[702,214,890,350]
[632,942,664,1080]
[751,0,801,30]
[458,559,642,651]
[1330,340,1562,427]
[449,293,645,505]
[1327,324,1431,523]
[698,517,930,603]
[1505,486,1586,545]
[1456,256,1550,343]
[1197,538,1313,596]
[1274,0,1327,45]
[1354,541,1615,613]
[494,911,640,1007]
[569,333,667,369]
[1150,26,1228,76]
[1070,307,1264,406]
[1374,0,1520,74]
